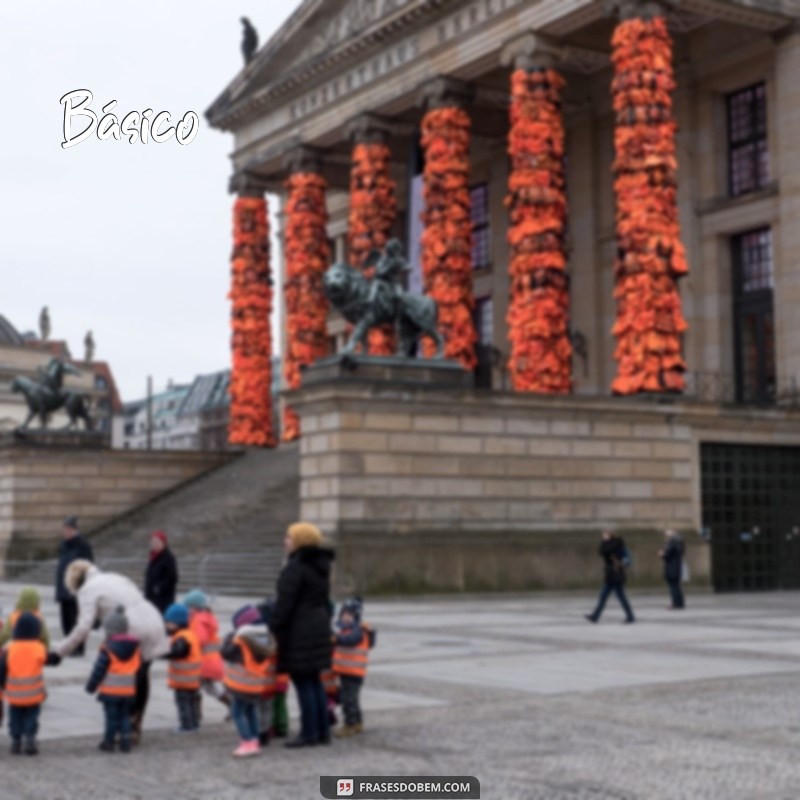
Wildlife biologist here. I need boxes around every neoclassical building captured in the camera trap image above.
[208,0,800,592]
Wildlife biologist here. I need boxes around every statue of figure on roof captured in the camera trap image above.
[241,17,258,65]
[39,306,51,342]
[84,330,95,363]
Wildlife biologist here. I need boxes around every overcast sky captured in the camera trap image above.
[0,1,298,401]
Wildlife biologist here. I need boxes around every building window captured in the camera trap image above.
[470,183,490,270]
[727,83,769,197]
[732,228,775,404]
[475,296,493,345]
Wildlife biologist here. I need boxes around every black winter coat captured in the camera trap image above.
[55,534,94,602]
[144,549,178,613]
[599,537,627,586]
[662,538,684,583]
[269,546,335,675]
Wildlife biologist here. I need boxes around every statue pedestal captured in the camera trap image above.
[3,429,108,450]
[301,354,472,389]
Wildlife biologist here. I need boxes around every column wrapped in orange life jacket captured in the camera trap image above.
[333,626,370,679]
[223,635,277,697]
[321,668,339,696]
[99,647,142,698]
[167,629,201,691]
[5,640,46,706]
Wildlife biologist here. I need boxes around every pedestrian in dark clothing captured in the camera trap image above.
[144,530,178,614]
[585,530,635,624]
[85,606,141,753]
[659,529,686,610]
[268,522,335,749]
[54,515,93,657]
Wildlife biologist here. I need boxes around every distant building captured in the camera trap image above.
[118,383,191,449]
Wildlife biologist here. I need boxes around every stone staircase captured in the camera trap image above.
[85,444,300,596]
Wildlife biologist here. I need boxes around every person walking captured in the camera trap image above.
[144,530,178,614]
[55,560,169,744]
[659,529,686,610]
[268,522,335,748]
[585,530,636,624]
[54,515,93,657]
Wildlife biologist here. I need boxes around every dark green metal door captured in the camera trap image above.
[701,443,800,591]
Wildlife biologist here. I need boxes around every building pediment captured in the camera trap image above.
[206,0,431,131]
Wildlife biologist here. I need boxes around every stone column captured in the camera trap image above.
[774,27,800,392]
[500,33,572,394]
[609,0,689,395]
[346,114,398,356]
[418,77,477,369]
[228,173,276,447]
[281,147,331,442]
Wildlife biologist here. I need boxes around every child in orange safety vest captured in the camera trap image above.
[0,611,61,755]
[85,605,141,753]
[0,587,50,649]
[333,597,375,738]
[221,604,277,758]
[164,603,202,733]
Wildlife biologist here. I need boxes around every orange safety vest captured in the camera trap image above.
[99,646,141,698]
[167,629,201,691]
[6,640,46,706]
[321,668,339,696]
[7,610,43,631]
[223,636,277,697]
[333,629,369,679]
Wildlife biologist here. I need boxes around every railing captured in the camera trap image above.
[3,550,285,600]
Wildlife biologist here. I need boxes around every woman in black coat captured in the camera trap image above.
[268,521,334,748]
[585,530,636,624]
[659,529,685,609]
[143,530,178,614]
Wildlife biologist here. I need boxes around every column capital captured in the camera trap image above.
[500,32,566,71]
[228,171,270,197]
[283,145,326,175]
[605,0,680,21]
[345,113,395,145]
[417,77,474,111]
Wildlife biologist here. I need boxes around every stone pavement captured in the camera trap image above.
[1,585,800,799]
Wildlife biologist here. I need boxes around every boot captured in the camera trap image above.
[353,722,364,734]
[98,739,115,753]
[119,737,132,754]
[335,725,358,738]
[258,730,271,747]
[24,739,38,756]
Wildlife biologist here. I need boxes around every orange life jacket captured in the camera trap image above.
[6,640,46,706]
[333,628,369,679]
[321,668,339,696]
[99,645,141,698]
[167,629,201,691]
[223,635,277,697]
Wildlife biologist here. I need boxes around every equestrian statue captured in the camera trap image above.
[11,358,94,431]
[323,239,444,358]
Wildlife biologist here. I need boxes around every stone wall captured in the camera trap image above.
[0,439,231,561]
[291,364,800,593]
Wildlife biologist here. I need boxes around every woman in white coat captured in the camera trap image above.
[56,559,169,741]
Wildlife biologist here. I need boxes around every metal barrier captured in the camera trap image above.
[2,550,285,599]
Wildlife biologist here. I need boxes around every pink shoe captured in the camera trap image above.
[232,739,261,758]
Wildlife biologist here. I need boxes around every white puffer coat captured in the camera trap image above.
[56,560,169,661]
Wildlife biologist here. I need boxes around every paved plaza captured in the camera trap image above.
[0,585,799,799]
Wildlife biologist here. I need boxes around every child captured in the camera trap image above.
[0,612,60,755]
[163,603,201,733]
[333,597,375,737]
[183,590,229,718]
[221,604,277,757]
[85,605,141,753]
[0,588,50,648]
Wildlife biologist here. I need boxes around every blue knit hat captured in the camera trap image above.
[13,611,41,641]
[164,603,189,627]
[182,590,208,610]
[339,596,363,622]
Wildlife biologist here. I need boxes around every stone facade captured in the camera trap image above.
[0,438,230,562]
[290,363,800,591]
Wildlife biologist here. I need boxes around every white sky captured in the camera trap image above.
[0,1,298,400]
